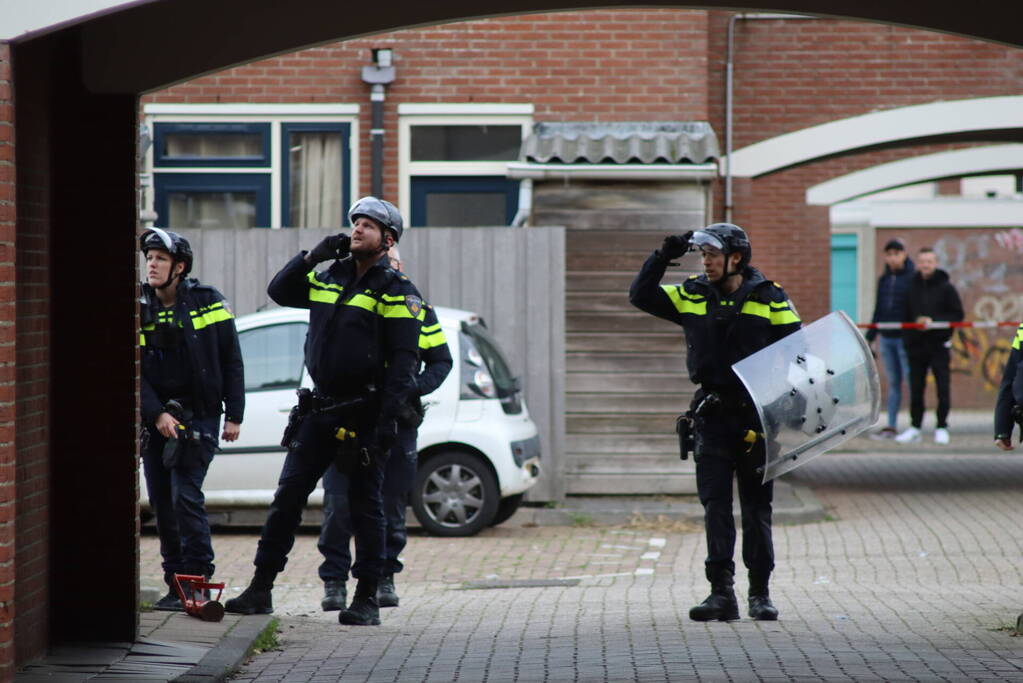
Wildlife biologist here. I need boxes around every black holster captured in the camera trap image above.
[675,412,695,461]
[280,388,314,449]
[161,400,202,469]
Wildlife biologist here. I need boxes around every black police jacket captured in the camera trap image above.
[629,252,802,394]
[267,252,423,423]
[139,278,245,425]
[416,303,453,397]
[994,324,1023,439]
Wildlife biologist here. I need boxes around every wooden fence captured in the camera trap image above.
[170,227,566,500]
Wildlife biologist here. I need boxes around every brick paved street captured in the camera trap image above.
[141,452,1023,681]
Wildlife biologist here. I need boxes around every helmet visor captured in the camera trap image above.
[690,230,725,253]
[142,227,175,253]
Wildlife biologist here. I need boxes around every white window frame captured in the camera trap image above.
[143,103,360,229]
[397,103,534,223]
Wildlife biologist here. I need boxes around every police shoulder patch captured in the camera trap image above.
[405,295,423,317]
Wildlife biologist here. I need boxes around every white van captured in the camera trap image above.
[141,305,542,537]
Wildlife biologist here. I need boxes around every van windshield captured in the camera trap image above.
[462,322,517,398]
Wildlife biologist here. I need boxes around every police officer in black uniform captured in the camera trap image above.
[994,322,1023,452]
[225,197,424,627]
[139,228,245,611]
[318,246,453,612]
[630,223,800,622]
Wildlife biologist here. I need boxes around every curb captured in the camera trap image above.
[173,614,273,683]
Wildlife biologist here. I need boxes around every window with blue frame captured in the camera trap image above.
[154,173,270,229]
[150,119,352,229]
[154,122,271,167]
[282,123,351,228]
[411,176,519,227]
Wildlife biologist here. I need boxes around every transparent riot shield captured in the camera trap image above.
[732,310,880,483]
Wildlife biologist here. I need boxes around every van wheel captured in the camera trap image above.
[412,451,498,537]
[489,493,524,527]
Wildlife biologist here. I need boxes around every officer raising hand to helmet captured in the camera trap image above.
[226,197,424,627]
[139,228,245,612]
[630,223,800,623]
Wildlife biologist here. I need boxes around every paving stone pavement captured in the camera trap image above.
[137,450,1023,682]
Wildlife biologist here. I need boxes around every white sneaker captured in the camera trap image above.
[895,427,921,443]
[934,428,950,445]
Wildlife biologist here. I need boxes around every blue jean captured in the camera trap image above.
[254,410,388,580]
[879,335,909,429]
[142,415,220,582]
[318,426,417,581]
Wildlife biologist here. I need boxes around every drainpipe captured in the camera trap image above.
[724,13,812,223]
[362,48,396,199]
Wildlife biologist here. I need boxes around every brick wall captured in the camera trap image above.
[10,35,52,665]
[144,9,710,199]
[0,40,16,678]
[706,13,1023,150]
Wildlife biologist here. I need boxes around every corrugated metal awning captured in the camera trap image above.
[521,121,719,165]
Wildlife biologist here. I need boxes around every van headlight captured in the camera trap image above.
[460,333,497,399]
[470,368,497,398]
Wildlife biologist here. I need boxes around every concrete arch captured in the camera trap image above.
[725,96,1023,178]
[807,144,1023,205]
[5,1,1023,93]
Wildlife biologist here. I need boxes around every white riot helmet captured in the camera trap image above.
[348,196,405,243]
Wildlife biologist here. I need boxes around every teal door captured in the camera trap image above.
[830,233,858,319]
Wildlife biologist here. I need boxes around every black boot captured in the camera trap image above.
[225,569,275,615]
[321,579,347,612]
[154,573,183,612]
[748,575,779,621]
[689,568,740,622]
[339,579,380,626]
[377,575,399,608]
[153,588,184,612]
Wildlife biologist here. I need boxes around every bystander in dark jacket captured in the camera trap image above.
[895,248,964,444]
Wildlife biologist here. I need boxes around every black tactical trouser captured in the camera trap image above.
[694,397,775,581]
[254,410,388,580]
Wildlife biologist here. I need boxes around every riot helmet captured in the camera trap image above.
[691,223,751,275]
[348,196,404,243]
[140,228,193,288]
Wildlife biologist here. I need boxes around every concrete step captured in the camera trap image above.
[567,332,684,353]
[567,352,684,373]
[567,372,689,394]
[567,392,693,414]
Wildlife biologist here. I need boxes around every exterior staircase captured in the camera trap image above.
[564,228,701,494]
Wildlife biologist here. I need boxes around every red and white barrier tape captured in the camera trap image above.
[857,321,1021,330]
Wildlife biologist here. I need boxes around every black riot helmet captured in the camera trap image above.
[140,228,194,288]
[690,223,751,276]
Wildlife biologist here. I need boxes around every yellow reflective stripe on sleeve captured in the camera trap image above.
[306,271,343,291]
[380,293,406,302]
[661,285,707,315]
[419,328,448,350]
[190,308,234,330]
[309,289,339,304]
[1013,325,1023,351]
[769,301,800,325]
[343,293,378,313]
[307,271,344,303]
[740,301,771,319]
[379,302,426,319]
[139,333,147,346]
[421,322,442,335]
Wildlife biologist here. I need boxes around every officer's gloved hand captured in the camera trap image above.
[306,233,351,264]
[658,231,692,263]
